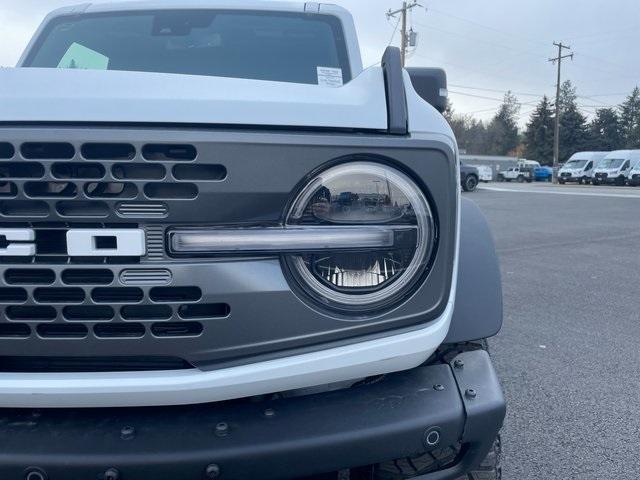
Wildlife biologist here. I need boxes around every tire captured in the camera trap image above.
[463,175,478,192]
[374,341,502,480]
[516,175,524,183]
[558,179,565,185]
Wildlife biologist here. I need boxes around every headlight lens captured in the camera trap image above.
[286,162,434,311]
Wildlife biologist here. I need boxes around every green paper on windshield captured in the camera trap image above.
[57,43,109,70]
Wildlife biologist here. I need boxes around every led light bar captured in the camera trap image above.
[170,227,397,254]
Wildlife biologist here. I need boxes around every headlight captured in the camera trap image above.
[285,162,435,311]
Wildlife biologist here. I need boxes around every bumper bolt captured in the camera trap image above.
[205,464,221,479]
[465,388,477,399]
[103,468,120,480]
[263,408,276,418]
[433,384,445,391]
[215,422,229,437]
[454,359,464,369]
[120,426,135,440]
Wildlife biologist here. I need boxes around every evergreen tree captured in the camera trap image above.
[619,87,640,148]
[589,108,622,151]
[524,95,554,165]
[558,80,589,162]
[486,91,520,156]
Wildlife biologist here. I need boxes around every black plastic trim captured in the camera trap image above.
[381,47,408,135]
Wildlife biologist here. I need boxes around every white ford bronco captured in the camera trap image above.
[0,2,505,479]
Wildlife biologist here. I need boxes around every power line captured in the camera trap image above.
[387,1,422,67]
[449,84,545,98]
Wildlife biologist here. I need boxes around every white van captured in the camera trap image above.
[558,152,608,184]
[592,150,640,186]
[625,151,640,186]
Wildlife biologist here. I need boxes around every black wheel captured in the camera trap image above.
[558,179,565,185]
[616,176,626,186]
[516,175,525,183]
[526,179,532,183]
[463,175,478,192]
[374,341,502,480]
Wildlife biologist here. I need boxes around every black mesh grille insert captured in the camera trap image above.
[150,287,201,303]
[85,182,138,199]
[56,201,109,217]
[5,269,55,285]
[144,183,198,199]
[173,164,226,181]
[112,163,166,180]
[52,163,106,180]
[63,305,114,321]
[143,144,197,161]
[151,322,203,337]
[92,287,144,303]
[0,287,28,303]
[81,143,135,160]
[179,303,230,319]
[38,323,88,339]
[7,305,57,321]
[0,143,15,159]
[25,181,78,198]
[34,288,85,304]
[0,200,49,217]
[94,323,145,338]
[0,324,30,338]
[21,142,75,160]
[0,162,45,178]
[62,269,114,285]
[121,304,172,320]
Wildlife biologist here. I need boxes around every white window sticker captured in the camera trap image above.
[317,67,344,87]
[57,43,109,70]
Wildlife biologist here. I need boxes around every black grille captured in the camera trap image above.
[0,266,229,345]
[0,141,226,221]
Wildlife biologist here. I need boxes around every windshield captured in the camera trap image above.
[565,160,588,169]
[597,158,625,169]
[23,10,352,85]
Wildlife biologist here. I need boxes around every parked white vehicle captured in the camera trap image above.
[470,164,493,182]
[497,166,533,183]
[592,150,640,185]
[558,152,608,184]
[627,153,640,186]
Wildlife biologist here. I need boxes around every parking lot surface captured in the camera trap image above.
[471,183,640,479]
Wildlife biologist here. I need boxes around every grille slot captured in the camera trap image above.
[173,164,226,181]
[0,288,28,303]
[1,200,49,217]
[94,323,145,338]
[62,269,114,285]
[52,163,106,179]
[0,356,193,372]
[56,201,109,217]
[63,305,114,322]
[0,143,14,159]
[0,182,17,197]
[21,142,74,160]
[142,144,196,161]
[34,288,85,304]
[144,183,197,199]
[25,181,78,198]
[0,162,45,178]
[179,303,230,319]
[85,182,138,199]
[5,269,55,285]
[7,305,57,321]
[117,202,168,218]
[0,324,30,338]
[38,324,88,339]
[113,163,166,180]
[121,305,172,320]
[151,322,203,337]
[92,287,144,304]
[81,143,135,160]
[150,287,201,303]
[120,268,172,285]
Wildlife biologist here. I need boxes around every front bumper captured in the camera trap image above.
[0,349,504,480]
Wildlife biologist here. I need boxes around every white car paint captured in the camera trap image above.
[558,151,608,183]
[0,1,460,407]
[592,150,640,185]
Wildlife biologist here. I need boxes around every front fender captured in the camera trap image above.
[444,198,502,343]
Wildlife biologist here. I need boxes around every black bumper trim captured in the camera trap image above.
[0,351,504,480]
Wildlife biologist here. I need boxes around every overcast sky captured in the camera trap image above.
[1,0,639,126]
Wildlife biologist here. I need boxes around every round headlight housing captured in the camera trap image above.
[285,161,435,312]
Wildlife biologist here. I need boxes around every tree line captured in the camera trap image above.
[445,82,640,165]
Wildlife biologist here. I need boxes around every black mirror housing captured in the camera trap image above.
[406,67,448,113]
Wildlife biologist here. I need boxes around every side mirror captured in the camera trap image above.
[406,67,448,113]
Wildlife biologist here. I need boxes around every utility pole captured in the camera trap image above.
[387,1,421,67]
[549,42,573,183]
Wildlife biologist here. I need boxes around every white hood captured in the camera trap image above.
[0,67,388,130]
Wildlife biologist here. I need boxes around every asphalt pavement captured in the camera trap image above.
[469,182,640,480]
